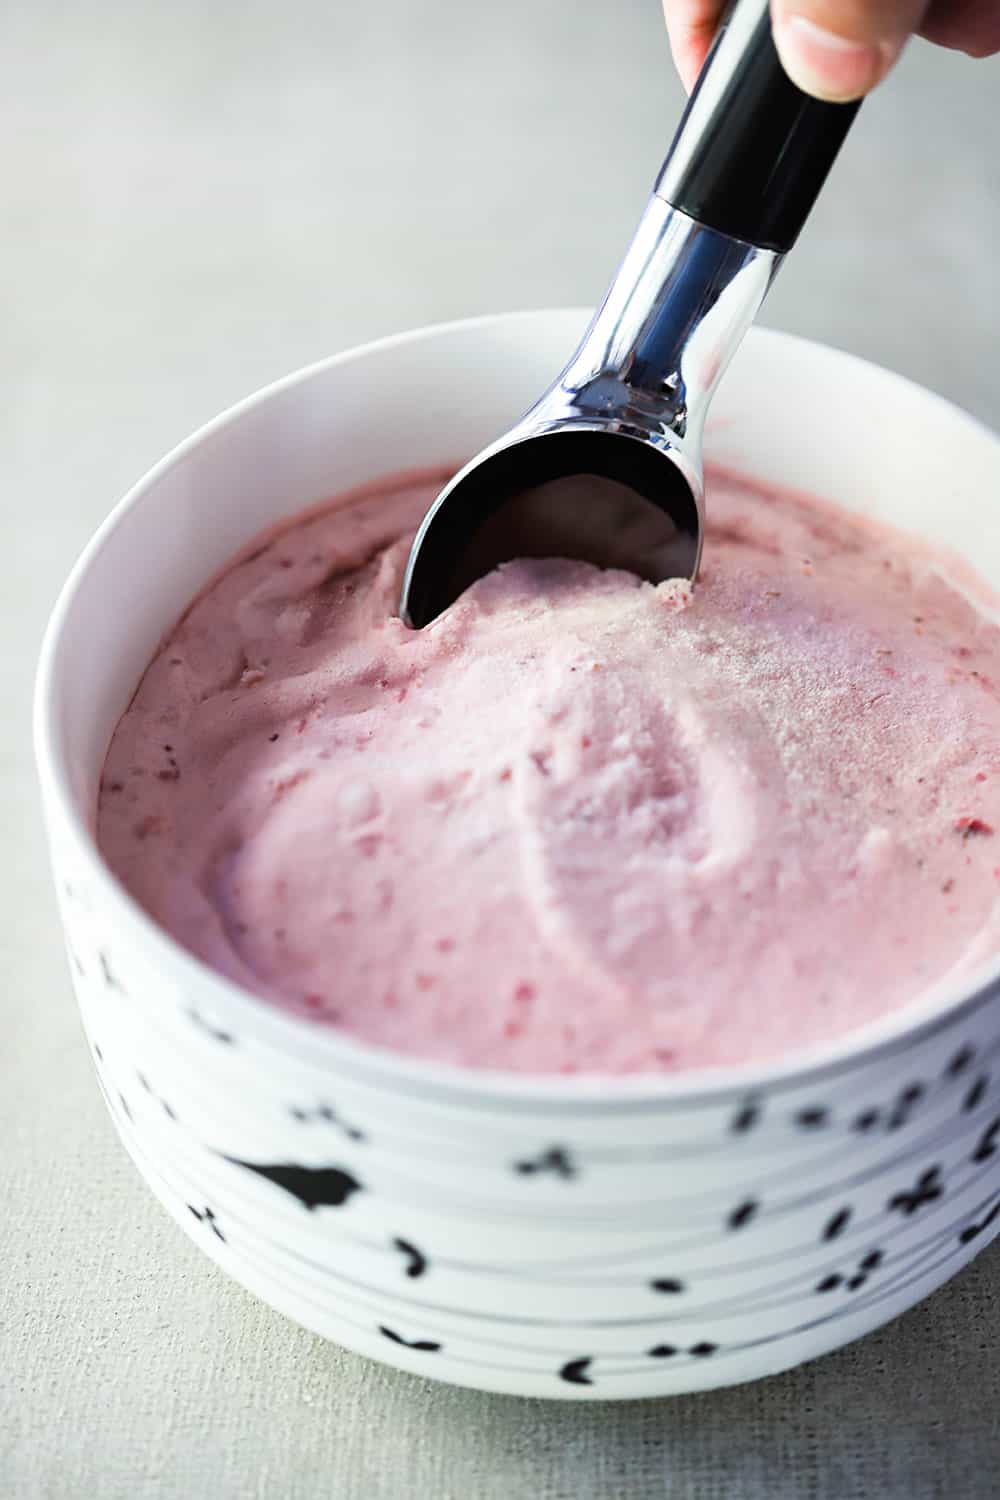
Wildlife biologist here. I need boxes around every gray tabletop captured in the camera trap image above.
[5,2,1000,1496]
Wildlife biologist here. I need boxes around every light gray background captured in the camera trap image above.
[5,2,1000,1496]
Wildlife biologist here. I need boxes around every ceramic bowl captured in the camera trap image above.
[35,311,1000,1399]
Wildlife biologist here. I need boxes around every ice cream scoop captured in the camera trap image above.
[400,0,860,628]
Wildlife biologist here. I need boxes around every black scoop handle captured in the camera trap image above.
[655,0,860,253]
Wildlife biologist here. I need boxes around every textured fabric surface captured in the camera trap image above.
[5,1,999,1494]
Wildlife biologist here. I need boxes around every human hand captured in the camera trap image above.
[663,0,1000,102]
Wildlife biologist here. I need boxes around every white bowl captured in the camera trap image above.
[35,310,1000,1399]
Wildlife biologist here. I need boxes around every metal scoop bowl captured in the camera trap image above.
[400,0,859,629]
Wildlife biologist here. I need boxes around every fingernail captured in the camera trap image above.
[774,14,897,101]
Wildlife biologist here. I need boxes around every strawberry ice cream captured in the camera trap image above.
[98,466,1000,1072]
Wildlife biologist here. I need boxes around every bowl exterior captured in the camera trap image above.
[44,807,1000,1399]
[36,314,1000,1398]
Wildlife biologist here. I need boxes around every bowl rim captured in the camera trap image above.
[34,307,1000,1109]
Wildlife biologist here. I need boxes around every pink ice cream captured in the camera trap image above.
[98,467,1000,1072]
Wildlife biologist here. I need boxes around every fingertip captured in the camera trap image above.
[773,13,899,100]
[663,1,724,93]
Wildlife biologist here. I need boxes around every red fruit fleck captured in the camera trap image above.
[654,1048,676,1064]
[580,736,592,750]
[976,772,988,783]
[396,687,408,703]
[274,769,311,800]
[514,982,536,1003]
[504,1021,522,1039]
[107,781,124,794]
[955,816,994,838]
[435,938,455,953]
[279,558,294,569]
[560,1063,578,1074]
[133,815,166,840]
[157,767,180,782]
[942,879,955,894]
[304,992,324,1010]
[415,973,434,991]
[296,718,308,734]
[499,768,512,782]
[384,992,398,1009]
